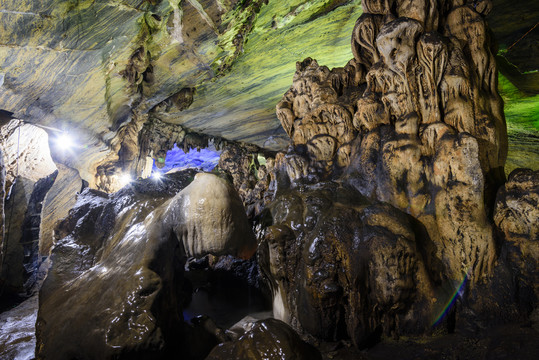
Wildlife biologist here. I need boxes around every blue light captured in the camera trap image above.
[152,144,221,173]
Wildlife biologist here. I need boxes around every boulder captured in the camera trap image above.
[206,318,322,360]
[259,182,437,347]
[36,171,256,359]
[38,164,82,256]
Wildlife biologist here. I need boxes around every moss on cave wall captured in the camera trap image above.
[498,73,539,174]
[0,0,537,181]
[163,0,362,150]
[0,0,362,179]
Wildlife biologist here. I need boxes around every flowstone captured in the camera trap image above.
[268,0,518,347]
[36,171,256,359]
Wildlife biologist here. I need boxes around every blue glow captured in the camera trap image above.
[152,144,221,173]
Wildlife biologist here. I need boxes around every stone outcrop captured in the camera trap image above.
[0,120,56,189]
[0,0,534,191]
[19,172,58,293]
[206,318,322,360]
[261,0,535,349]
[0,148,4,279]
[275,0,507,284]
[38,164,81,256]
[36,171,256,359]
[0,176,35,292]
[172,173,257,259]
[216,145,275,220]
[259,182,437,346]
[0,296,38,360]
[494,168,539,311]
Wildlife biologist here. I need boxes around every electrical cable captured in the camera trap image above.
[507,22,539,52]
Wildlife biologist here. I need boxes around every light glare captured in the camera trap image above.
[151,172,163,181]
[56,132,74,151]
[119,173,133,187]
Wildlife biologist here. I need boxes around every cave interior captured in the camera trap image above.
[0,0,538,359]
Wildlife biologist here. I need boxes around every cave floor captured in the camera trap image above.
[1,294,538,360]
[318,323,539,360]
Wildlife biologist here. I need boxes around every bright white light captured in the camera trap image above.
[151,172,162,181]
[118,173,133,187]
[55,132,75,151]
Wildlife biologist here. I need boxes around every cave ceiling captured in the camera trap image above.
[0,0,537,181]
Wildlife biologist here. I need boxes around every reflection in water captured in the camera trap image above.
[0,296,38,360]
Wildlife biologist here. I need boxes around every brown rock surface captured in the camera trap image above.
[0,120,56,189]
[38,164,81,256]
[36,171,256,359]
[206,318,322,360]
[494,168,539,305]
[259,182,437,346]
[263,0,534,349]
[0,176,35,292]
[275,0,507,285]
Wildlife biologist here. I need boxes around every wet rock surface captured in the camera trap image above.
[277,0,506,283]
[494,168,539,312]
[206,318,322,360]
[260,0,538,353]
[0,296,37,360]
[36,170,256,359]
[259,181,438,346]
[38,164,81,256]
[0,1,537,359]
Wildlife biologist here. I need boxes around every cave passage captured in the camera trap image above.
[153,144,221,174]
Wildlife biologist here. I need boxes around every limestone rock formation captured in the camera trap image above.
[0,296,38,360]
[18,172,58,293]
[173,172,257,259]
[275,0,506,284]
[0,0,533,191]
[38,164,81,256]
[263,0,532,348]
[0,148,4,278]
[206,318,322,360]
[0,120,56,189]
[0,0,368,185]
[216,145,275,220]
[0,176,35,292]
[259,182,438,346]
[36,171,256,359]
[494,168,539,308]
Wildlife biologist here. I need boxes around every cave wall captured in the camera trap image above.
[0,0,536,189]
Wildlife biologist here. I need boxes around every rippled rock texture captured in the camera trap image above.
[36,171,256,359]
[0,0,534,191]
[494,168,539,312]
[0,0,366,184]
[259,182,438,346]
[276,0,505,283]
[262,0,536,348]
